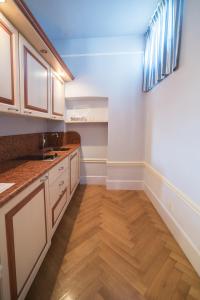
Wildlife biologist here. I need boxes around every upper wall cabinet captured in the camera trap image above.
[19,34,50,118]
[0,13,20,114]
[51,70,65,120]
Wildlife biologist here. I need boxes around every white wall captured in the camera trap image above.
[55,35,145,188]
[67,123,108,185]
[0,113,47,136]
[144,0,200,205]
[144,0,200,275]
[0,113,67,136]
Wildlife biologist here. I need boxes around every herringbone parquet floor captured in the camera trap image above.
[26,185,200,300]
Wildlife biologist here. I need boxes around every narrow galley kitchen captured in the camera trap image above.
[0,0,200,299]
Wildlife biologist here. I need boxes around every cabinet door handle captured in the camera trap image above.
[58,166,64,171]
[7,107,19,112]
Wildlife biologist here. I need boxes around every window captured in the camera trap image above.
[143,0,184,92]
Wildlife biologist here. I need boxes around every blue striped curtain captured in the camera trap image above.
[143,0,184,92]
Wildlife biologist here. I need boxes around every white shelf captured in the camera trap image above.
[66,96,108,101]
[65,96,108,124]
[65,121,108,124]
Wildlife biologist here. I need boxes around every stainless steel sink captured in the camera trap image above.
[16,153,58,161]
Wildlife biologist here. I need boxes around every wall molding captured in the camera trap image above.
[81,159,144,166]
[81,158,107,164]
[144,162,200,215]
[61,51,144,58]
[107,161,144,167]
[81,159,200,215]
[144,182,200,276]
[80,176,106,185]
[80,159,200,214]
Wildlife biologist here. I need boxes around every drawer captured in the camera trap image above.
[49,171,68,207]
[49,157,68,184]
[52,190,68,228]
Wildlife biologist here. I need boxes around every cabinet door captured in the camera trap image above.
[70,150,80,197]
[51,70,65,120]
[0,176,50,300]
[19,34,50,118]
[0,13,20,114]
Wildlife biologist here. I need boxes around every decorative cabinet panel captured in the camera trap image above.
[19,34,50,118]
[49,157,69,234]
[69,149,80,198]
[0,13,20,114]
[0,175,50,300]
[0,149,80,300]
[51,70,65,120]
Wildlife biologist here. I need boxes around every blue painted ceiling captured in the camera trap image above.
[24,0,158,40]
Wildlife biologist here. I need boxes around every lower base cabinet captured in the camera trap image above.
[0,147,80,300]
[0,175,51,300]
[49,157,69,235]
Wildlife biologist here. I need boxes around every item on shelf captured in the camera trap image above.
[70,116,87,122]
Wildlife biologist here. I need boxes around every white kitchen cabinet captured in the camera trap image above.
[19,34,50,118]
[0,149,80,300]
[0,174,51,300]
[0,13,20,114]
[69,149,80,198]
[51,70,65,120]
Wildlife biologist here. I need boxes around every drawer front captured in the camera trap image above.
[49,171,68,207]
[52,190,68,227]
[49,157,68,185]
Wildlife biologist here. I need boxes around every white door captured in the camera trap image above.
[0,13,20,114]
[51,70,65,120]
[19,34,50,118]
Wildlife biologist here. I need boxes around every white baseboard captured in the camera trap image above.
[106,180,144,190]
[106,162,144,190]
[80,176,106,185]
[144,164,200,276]
[80,158,107,185]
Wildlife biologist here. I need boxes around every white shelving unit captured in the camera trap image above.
[65,96,108,124]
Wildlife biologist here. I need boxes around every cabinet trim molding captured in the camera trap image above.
[14,0,74,81]
[52,75,64,117]
[24,46,49,113]
[52,187,67,227]
[0,20,15,106]
[70,152,78,194]
[5,183,47,300]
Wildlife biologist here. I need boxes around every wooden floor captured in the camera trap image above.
[26,185,200,300]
